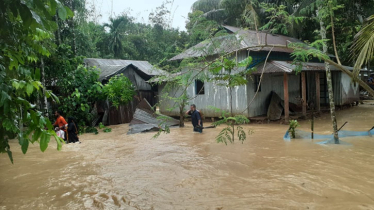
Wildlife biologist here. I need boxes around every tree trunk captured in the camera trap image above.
[318,8,339,144]
[71,0,77,54]
[56,15,62,46]
[41,57,49,118]
[232,124,235,142]
[330,5,341,65]
[230,87,233,117]
[179,94,187,127]
[179,104,185,127]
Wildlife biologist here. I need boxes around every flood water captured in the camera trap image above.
[1,103,374,209]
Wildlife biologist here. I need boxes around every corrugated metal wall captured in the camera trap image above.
[159,82,249,117]
[307,72,359,106]
[108,91,156,125]
[339,72,360,105]
[122,67,153,91]
[246,74,300,117]
[159,73,301,118]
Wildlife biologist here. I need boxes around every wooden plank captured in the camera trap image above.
[301,72,307,117]
[316,72,321,112]
[283,73,289,122]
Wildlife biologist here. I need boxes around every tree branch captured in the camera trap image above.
[241,46,274,114]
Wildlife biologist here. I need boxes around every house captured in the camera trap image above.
[159,26,359,121]
[84,58,165,125]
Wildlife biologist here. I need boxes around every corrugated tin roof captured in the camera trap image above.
[252,61,354,74]
[96,65,126,81]
[128,98,179,134]
[84,58,166,81]
[169,26,305,61]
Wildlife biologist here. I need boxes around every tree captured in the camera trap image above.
[317,1,340,144]
[55,64,103,128]
[351,15,374,77]
[0,0,72,163]
[102,74,136,108]
[104,15,133,58]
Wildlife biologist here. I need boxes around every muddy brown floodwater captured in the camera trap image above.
[1,103,374,210]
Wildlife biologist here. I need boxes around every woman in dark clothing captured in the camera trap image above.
[67,117,80,143]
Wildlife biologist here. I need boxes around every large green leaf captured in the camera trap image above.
[49,0,57,15]
[40,131,50,152]
[35,68,41,81]
[32,129,42,143]
[26,83,34,96]
[57,3,67,20]
[21,137,29,154]
[65,6,74,18]
[7,149,13,164]
[19,4,33,27]
[0,91,11,106]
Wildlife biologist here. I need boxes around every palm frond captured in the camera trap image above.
[293,0,317,16]
[242,2,261,29]
[351,15,374,77]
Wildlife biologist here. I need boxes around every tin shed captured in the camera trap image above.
[84,58,166,125]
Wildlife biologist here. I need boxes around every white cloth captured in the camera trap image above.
[55,129,65,139]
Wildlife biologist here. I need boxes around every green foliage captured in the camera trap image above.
[0,0,72,162]
[351,15,374,77]
[260,3,304,35]
[211,107,252,145]
[103,15,133,58]
[185,10,222,47]
[97,122,112,133]
[209,56,254,87]
[102,74,136,108]
[288,120,299,139]
[103,128,112,133]
[289,41,330,73]
[57,64,103,126]
[153,116,173,139]
[85,127,99,135]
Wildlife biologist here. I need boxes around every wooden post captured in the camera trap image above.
[284,73,289,122]
[301,72,307,117]
[311,110,314,139]
[315,72,321,112]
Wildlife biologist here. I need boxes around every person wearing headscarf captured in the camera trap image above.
[67,117,80,144]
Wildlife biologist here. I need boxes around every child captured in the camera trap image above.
[55,127,65,140]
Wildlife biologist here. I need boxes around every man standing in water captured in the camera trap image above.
[53,110,68,141]
[186,104,203,133]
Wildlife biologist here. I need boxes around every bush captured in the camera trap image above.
[102,74,135,108]
[288,120,299,139]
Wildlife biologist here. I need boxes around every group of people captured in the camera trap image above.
[53,104,203,141]
[53,110,81,144]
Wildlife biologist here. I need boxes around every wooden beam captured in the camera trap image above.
[284,73,289,122]
[315,72,321,112]
[301,72,307,117]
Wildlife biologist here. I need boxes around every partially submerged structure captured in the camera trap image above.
[128,98,179,134]
[159,26,359,120]
[84,58,165,125]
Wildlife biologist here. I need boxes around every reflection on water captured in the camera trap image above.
[1,103,374,209]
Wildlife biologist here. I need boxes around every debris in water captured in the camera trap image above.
[267,91,283,121]
[127,98,179,134]
[284,128,374,145]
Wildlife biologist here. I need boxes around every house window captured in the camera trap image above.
[195,80,205,95]
[254,75,261,92]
